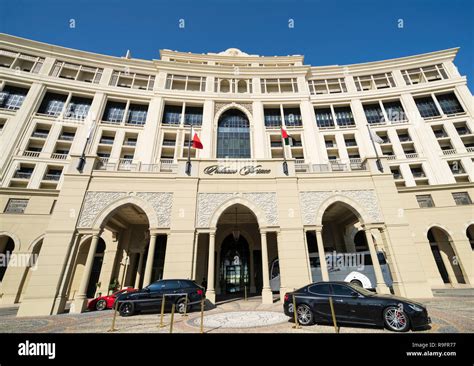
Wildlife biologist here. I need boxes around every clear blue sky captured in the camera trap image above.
[0,0,473,89]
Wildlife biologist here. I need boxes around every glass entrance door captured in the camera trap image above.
[220,235,250,294]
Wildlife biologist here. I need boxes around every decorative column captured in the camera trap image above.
[134,251,145,289]
[143,234,157,287]
[249,247,256,293]
[379,227,406,297]
[364,226,391,294]
[71,232,100,313]
[260,230,273,304]
[215,244,221,295]
[192,231,200,280]
[206,231,216,303]
[315,226,329,281]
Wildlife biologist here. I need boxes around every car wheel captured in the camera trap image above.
[383,306,410,332]
[95,299,107,311]
[350,279,363,288]
[296,304,314,326]
[119,302,135,317]
[176,298,188,314]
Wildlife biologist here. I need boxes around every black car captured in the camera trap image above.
[116,279,205,317]
[283,281,430,332]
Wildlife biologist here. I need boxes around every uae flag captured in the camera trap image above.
[192,133,203,149]
[281,127,292,146]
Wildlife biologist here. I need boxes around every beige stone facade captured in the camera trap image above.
[0,34,472,317]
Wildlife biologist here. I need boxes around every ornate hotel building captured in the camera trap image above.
[0,33,472,317]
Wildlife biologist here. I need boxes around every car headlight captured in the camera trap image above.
[408,303,424,312]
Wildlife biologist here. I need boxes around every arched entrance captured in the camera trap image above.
[308,200,391,293]
[216,109,251,159]
[428,227,466,285]
[219,234,250,294]
[467,225,474,250]
[69,202,168,313]
[0,236,15,282]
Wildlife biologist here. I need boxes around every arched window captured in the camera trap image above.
[217,109,251,159]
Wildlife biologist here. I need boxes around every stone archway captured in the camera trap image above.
[428,226,466,285]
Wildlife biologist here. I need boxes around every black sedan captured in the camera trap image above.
[283,281,430,332]
[115,279,205,317]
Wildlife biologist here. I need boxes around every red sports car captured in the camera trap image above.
[87,287,136,311]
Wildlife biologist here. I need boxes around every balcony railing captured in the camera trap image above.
[99,139,114,145]
[31,131,49,138]
[23,150,40,158]
[43,174,61,181]
[466,147,474,153]
[58,135,75,141]
[405,153,419,159]
[13,171,32,179]
[386,155,396,160]
[162,140,176,146]
[442,149,457,156]
[51,152,68,160]
[412,171,426,178]
[123,140,137,146]
[94,158,177,173]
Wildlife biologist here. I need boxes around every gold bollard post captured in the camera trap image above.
[200,296,205,334]
[182,294,188,317]
[169,303,175,334]
[244,286,247,301]
[292,294,301,329]
[159,294,166,328]
[107,301,119,332]
[328,297,340,333]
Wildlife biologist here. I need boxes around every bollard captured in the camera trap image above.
[244,286,247,301]
[169,303,175,333]
[200,296,205,334]
[182,294,188,317]
[107,301,119,332]
[328,297,339,333]
[159,294,166,328]
[292,294,301,329]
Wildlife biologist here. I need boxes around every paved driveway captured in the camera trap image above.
[0,291,472,333]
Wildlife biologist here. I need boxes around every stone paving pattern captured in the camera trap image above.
[0,292,472,334]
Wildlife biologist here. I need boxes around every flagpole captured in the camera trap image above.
[281,123,288,176]
[76,125,93,172]
[185,123,192,176]
[366,124,384,173]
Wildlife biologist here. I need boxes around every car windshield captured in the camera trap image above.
[348,283,375,296]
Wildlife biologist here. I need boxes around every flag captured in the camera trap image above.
[192,133,203,149]
[281,128,291,146]
[369,128,384,144]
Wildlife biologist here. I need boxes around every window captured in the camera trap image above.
[410,166,425,178]
[103,101,126,123]
[126,104,148,125]
[162,105,182,125]
[391,167,402,179]
[165,74,206,92]
[436,93,464,115]
[415,96,440,118]
[0,85,29,110]
[401,64,448,85]
[315,107,334,128]
[214,78,252,93]
[51,61,103,84]
[452,192,472,206]
[331,284,356,296]
[184,106,203,126]
[64,96,92,120]
[109,70,154,90]
[217,109,250,158]
[308,78,347,95]
[448,160,465,174]
[261,78,298,93]
[0,49,44,73]
[308,283,331,295]
[354,72,395,91]
[4,199,28,213]
[264,108,282,128]
[284,107,302,127]
[37,92,67,116]
[383,101,407,122]
[364,104,385,124]
[334,106,355,127]
[416,195,434,208]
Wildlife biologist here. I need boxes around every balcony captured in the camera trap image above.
[405,153,419,159]
[270,141,282,148]
[58,134,75,141]
[162,140,176,146]
[392,173,403,180]
[467,147,474,153]
[124,140,137,146]
[349,158,366,170]
[99,139,114,145]
[386,155,396,160]
[51,152,68,160]
[295,159,309,172]
[23,150,40,158]
[411,171,426,178]
[442,149,457,156]
[94,158,177,173]
[31,131,49,139]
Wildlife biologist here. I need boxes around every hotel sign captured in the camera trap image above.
[203,164,271,176]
